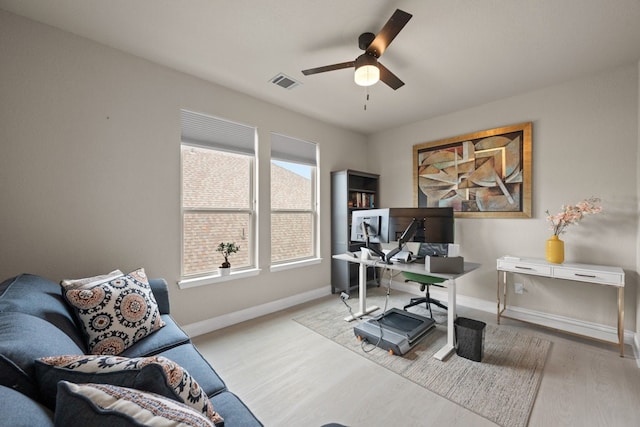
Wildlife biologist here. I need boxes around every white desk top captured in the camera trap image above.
[332,252,481,281]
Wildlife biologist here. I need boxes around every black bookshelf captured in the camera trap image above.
[330,170,379,293]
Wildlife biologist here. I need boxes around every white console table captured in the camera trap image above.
[496,256,625,356]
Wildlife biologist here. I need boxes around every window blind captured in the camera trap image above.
[181,109,256,155]
[270,132,317,166]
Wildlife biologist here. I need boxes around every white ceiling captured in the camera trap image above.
[2,0,640,135]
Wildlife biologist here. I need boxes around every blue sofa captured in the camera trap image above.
[0,273,262,426]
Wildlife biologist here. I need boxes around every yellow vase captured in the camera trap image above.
[546,235,564,264]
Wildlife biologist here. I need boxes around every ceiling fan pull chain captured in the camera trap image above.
[364,87,370,111]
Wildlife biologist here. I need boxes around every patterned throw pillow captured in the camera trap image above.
[55,381,215,427]
[37,355,223,426]
[61,268,165,355]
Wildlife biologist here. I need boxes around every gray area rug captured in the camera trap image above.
[294,292,551,427]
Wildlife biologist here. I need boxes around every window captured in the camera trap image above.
[270,133,318,265]
[180,110,256,279]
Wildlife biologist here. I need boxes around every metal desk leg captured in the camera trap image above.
[502,271,508,315]
[433,279,456,361]
[344,262,380,322]
[618,287,624,357]
[496,270,508,325]
[497,271,501,324]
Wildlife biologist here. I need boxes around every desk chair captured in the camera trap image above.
[403,271,447,319]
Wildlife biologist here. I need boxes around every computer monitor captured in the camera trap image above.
[350,209,389,244]
[387,207,454,244]
[350,208,454,262]
[386,208,454,260]
[351,207,454,245]
[350,209,389,260]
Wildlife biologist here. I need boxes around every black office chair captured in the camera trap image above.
[403,271,447,319]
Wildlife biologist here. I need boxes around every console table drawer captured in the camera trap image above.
[553,267,623,286]
[497,260,552,276]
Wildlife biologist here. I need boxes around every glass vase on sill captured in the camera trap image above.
[545,235,564,264]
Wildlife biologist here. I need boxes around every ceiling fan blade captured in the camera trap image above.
[366,9,413,58]
[378,62,404,90]
[302,61,354,76]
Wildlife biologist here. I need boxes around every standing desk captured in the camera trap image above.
[332,253,480,360]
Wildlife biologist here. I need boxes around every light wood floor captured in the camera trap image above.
[192,288,640,427]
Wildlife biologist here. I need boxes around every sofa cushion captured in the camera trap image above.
[0,312,84,396]
[148,278,171,315]
[0,274,86,350]
[61,268,165,355]
[0,385,54,427]
[151,343,227,397]
[36,355,223,425]
[0,354,39,400]
[54,381,218,427]
[210,391,264,427]
[119,315,190,358]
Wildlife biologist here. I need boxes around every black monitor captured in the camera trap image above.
[387,208,454,244]
[350,207,454,262]
[351,207,454,244]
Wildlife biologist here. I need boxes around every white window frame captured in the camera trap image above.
[178,110,259,289]
[269,132,321,271]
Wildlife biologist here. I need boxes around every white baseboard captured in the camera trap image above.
[183,280,639,364]
[391,280,636,348]
[181,286,331,338]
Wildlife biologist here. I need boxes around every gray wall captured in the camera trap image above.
[1,9,638,340]
[637,60,640,342]
[368,65,639,333]
[0,10,367,326]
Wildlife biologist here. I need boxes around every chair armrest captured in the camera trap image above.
[149,278,170,315]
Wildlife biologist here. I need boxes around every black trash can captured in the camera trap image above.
[455,317,486,362]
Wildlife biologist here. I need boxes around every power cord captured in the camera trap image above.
[338,257,383,318]
[339,291,353,318]
[360,262,395,353]
[337,260,403,354]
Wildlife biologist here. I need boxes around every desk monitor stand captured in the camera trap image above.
[353,308,436,356]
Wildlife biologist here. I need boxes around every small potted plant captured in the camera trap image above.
[217,242,239,275]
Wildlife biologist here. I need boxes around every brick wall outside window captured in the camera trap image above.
[182,146,313,276]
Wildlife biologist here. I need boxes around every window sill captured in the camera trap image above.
[178,268,261,289]
[270,257,322,273]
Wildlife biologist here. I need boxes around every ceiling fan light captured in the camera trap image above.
[354,54,380,87]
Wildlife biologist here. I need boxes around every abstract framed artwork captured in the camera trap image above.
[413,122,532,218]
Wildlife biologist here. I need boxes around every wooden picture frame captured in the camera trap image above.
[413,122,532,218]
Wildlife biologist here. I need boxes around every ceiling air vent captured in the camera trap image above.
[270,73,301,90]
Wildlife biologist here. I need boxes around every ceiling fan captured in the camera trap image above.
[302,9,412,90]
